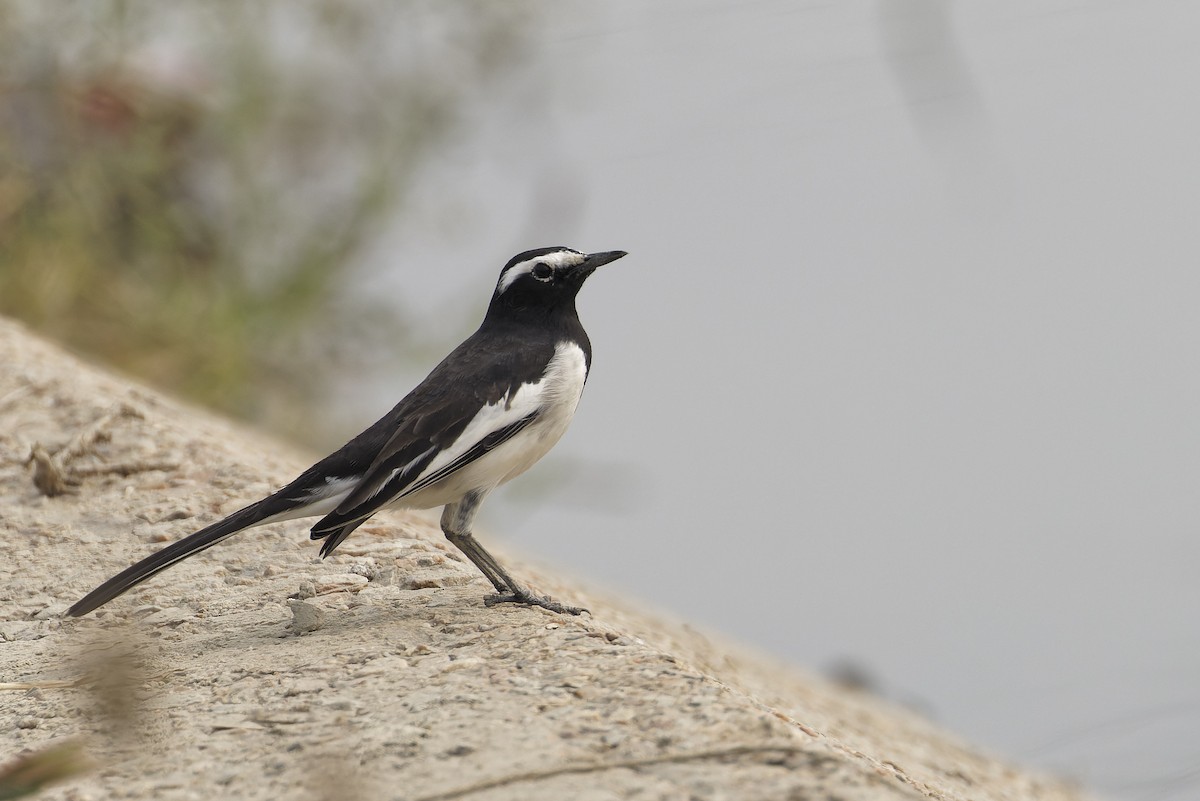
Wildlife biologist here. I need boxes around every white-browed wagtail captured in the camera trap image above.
[68,247,628,617]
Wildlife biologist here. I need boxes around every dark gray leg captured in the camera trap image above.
[439,493,508,593]
[440,493,586,616]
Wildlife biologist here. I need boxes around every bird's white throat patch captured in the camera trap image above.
[496,250,585,295]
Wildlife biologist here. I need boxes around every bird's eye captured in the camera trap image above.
[531,262,553,281]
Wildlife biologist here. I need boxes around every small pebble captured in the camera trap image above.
[17,717,38,729]
[287,599,324,633]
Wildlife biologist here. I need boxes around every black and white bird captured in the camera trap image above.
[68,246,628,618]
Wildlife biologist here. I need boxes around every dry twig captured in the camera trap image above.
[412,744,809,801]
[25,403,172,497]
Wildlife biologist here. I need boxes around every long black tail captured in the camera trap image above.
[67,501,277,617]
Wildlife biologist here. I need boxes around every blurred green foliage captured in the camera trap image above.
[0,1,536,442]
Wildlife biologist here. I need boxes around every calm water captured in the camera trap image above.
[339,3,1200,798]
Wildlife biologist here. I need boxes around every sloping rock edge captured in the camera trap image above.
[0,317,1086,801]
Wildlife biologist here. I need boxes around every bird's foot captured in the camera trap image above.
[485,588,588,616]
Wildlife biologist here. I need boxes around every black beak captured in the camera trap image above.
[576,250,627,279]
[584,250,627,268]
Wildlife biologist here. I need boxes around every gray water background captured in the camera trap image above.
[336,3,1200,798]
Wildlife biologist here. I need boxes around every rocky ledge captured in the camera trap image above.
[0,318,1086,801]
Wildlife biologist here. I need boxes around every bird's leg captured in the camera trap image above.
[440,497,508,593]
[440,497,587,616]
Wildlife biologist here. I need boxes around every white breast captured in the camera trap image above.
[398,341,589,510]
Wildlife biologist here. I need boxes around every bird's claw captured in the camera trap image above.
[485,590,588,616]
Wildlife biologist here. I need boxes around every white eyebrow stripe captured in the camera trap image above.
[496,250,585,294]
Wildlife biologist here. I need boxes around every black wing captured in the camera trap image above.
[308,325,560,556]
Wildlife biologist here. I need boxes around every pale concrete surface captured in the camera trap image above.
[0,318,1088,801]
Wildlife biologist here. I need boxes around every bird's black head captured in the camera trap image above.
[487,246,627,319]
